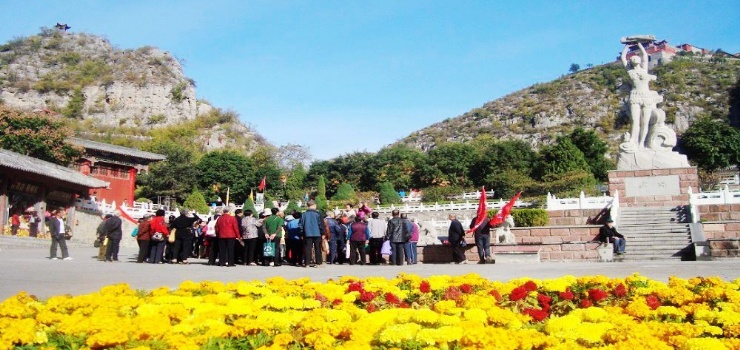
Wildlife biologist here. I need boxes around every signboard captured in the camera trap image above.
[47,190,75,203]
[10,181,40,195]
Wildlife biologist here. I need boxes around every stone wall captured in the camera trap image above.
[697,204,740,222]
[70,209,138,248]
[547,209,607,226]
[418,225,602,263]
[708,239,740,258]
[608,167,699,207]
[701,221,740,240]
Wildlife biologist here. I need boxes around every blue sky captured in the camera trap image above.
[1,1,738,160]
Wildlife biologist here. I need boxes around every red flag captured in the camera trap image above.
[258,177,266,191]
[467,187,488,233]
[489,191,522,227]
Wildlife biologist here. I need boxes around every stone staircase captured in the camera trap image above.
[616,206,692,261]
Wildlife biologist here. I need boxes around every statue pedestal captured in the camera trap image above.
[616,149,689,171]
[608,167,698,207]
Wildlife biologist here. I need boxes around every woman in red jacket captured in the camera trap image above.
[148,209,169,264]
[215,208,240,267]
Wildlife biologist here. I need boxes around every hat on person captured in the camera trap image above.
[104,213,113,219]
[263,208,272,216]
[606,219,614,223]
[143,213,153,219]
[285,215,295,221]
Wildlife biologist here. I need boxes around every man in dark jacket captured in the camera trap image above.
[96,214,111,261]
[385,209,410,266]
[448,214,467,264]
[172,210,200,264]
[470,215,492,264]
[299,200,325,267]
[48,209,71,260]
[599,219,626,254]
[104,210,123,262]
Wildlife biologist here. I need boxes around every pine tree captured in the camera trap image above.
[243,198,258,217]
[378,182,402,205]
[331,182,356,201]
[285,200,302,215]
[316,176,328,211]
[183,187,209,214]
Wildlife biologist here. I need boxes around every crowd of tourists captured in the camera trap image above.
[98,200,423,267]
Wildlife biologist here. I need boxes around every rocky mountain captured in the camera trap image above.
[398,55,740,153]
[0,27,267,153]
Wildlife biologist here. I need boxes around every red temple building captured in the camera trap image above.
[69,138,165,206]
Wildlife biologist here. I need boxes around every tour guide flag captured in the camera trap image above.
[467,187,488,233]
[258,177,266,192]
[490,191,522,227]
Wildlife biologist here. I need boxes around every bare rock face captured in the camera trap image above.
[0,30,206,126]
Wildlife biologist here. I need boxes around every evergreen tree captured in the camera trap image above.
[331,183,356,201]
[315,176,328,211]
[183,187,209,214]
[378,182,402,205]
[285,200,302,215]
[568,127,613,181]
[243,197,258,217]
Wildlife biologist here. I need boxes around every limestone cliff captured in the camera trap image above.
[0,28,267,152]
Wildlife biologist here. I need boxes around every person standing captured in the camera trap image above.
[348,215,369,265]
[136,214,152,263]
[215,207,239,267]
[470,215,492,264]
[326,211,344,264]
[263,208,285,266]
[148,209,169,264]
[385,209,410,266]
[299,200,325,267]
[96,214,111,261]
[104,210,123,262]
[366,212,386,265]
[448,214,467,264]
[48,209,71,260]
[10,212,20,236]
[599,219,626,255]
[241,209,259,265]
[234,209,245,264]
[172,210,200,264]
[405,217,420,264]
[284,213,303,266]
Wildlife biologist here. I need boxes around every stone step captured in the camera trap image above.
[619,227,690,232]
[626,241,690,247]
[493,251,540,264]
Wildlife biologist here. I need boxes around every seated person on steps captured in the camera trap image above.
[598,219,626,255]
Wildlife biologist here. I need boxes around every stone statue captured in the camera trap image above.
[616,35,690,170]
[495,214,516,244]
[417,220,442,245]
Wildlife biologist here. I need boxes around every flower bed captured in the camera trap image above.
[1,273,739,350]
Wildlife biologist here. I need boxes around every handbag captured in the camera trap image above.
[94,239,101,248]
[151,233,164,242]
[168,228,176,243]
[131,227,139,237]
[263,240,276,257]
[381,240,391,255]
[345,245,351,259]
[64,233,72,240]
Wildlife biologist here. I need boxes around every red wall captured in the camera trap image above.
[76,160,136,206]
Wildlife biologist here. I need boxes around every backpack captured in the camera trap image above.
[205,217,218,237]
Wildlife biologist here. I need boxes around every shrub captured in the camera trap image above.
[183,187,210,214]
[487,208,549,227]
[331,183,356,201]
[243,198,258,217]
[378,182,402,205]
[420,186,465,203]
[285,200,302,215]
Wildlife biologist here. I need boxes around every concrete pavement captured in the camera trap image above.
[2,246,740,300]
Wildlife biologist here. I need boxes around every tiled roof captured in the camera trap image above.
[0,149,109,188]
[69,138,166,161]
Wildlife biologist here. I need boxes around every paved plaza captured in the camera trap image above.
[3,245,740,300]
[0,243,740,300]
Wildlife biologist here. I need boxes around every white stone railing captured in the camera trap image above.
[372,199,531,214]
[74,198,117,214]
[689,185,740,205]
[546,191,615,211]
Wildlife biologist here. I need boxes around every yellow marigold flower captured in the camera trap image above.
[434,300,457,314]
[462,308,487,324]
[411,309,439,326]
[379,323,421,344]
[656,306,687,321]
[679,337,728,350]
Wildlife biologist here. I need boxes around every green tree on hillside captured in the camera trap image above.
[679,117,740,172]
[568,127,613,181]
[0,106,82,165]
[195,150,255,204]
[537,137,591,177]
[137,141,197,203]
[331,183,356,201]
[426,142,477,187]
[371,145,425,191]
